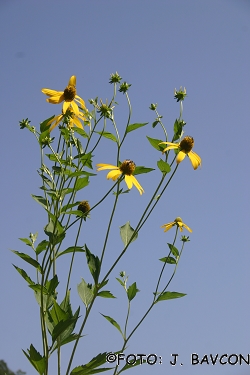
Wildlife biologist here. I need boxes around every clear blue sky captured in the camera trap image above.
[1,1,249,374]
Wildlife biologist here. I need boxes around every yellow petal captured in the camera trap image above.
[72,117,83,129]
[75,96,86,109]
[160,222,175,232]
[188,151,201,170]
[47,93,65,104]
[126,175,144,195]
[68,76,76,86]
[176,151,186,164]
[162,144,179,153]
[49,115,63,132]
[107,170,122,181]
[182,223,192,233]
[96,164,119,171]
[71,100,79,116]
[41,89,64,97]
[63,101,71,113]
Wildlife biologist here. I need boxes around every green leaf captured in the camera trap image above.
[19,237,32,247]
[146,136,166,152]
[36,240,49,255]
[116,277,125,287]
[100,314,124,338]
[133,166,155,175]
[74,127,89,139]
[44,219,65,245]
[159,256,176,264]
[22,345,46,375]
[12,265,35,285]
[85,245,100,284]
[156,291,186,302]
[61,201,81,213]
[157,159,171,174]
[120,221,138,246]
[77,278,93,307]
[97,291,116,298]
[31,195,48,210]
[11,251,42,273]
[71,353,112,375]
[45,275,59,296]
[168,243,179,257]
[75,177,89,191]
[39,129,51,146]
[119,358,147,373]
[127,282,140,301]
[40,116,54,132]
[126,122,148,133]
[57,246,85,258]
[173,119,186,141]
[95,131,117,142]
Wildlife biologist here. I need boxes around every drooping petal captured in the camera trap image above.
[75,96,86,109]
[48,114,63,132]
[72,116,83,129]
[96,164,119,171]
[106,170,122,181]
[47,93,65,104]
[63,101,71,113]
[182,223,192,233]
[127,175,144,195]
[161,222,175,232]
[176,151,186,164]
[188,151,201,170]
[68,76,76,86]
[70,100,79,116]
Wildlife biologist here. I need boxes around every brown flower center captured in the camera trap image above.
[78,200,90,213]
[179,136,194,154]
[64,85,76,102]
[119,160,136,175]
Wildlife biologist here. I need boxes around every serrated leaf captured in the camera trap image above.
[133,166,155,175]
[95,131,117,142]
[127,282,139,301]
[126,122,148,133]
[77,278,93,307]
[159,256,176,264]
[11,251,42,273]
[22,344,46,375]
[156,291,186,302]
[157,159,171,174]
[100,314,124,337]
[120,222,138,246]
[57,246,85,258]
[167,243,179,257]
[97,291,116,298]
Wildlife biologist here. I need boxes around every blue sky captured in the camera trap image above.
[0,1,249,374]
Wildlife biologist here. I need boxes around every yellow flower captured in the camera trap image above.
[41,76,86,116]
[96,160,144,195]
[46,109,88,132]
[161,217,192,233]
[159,136,201,170]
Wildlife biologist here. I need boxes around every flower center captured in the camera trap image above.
[64,85,76,102]
[179,136,194,153]
[78,200,90,213]
[119,160,136,175]
[174,217,183,223]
